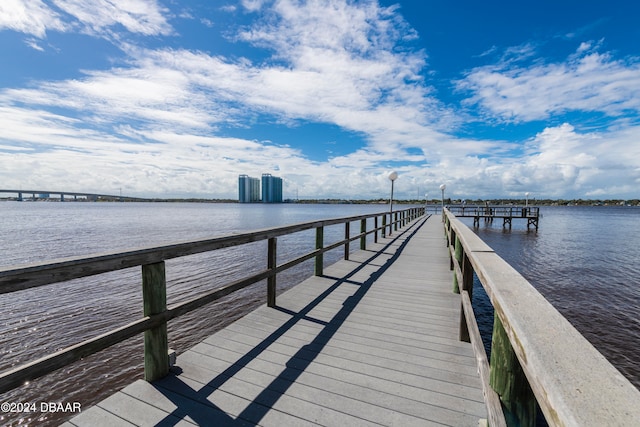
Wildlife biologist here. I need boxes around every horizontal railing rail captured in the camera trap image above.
[0,207,424,395]
[444,208,640,426]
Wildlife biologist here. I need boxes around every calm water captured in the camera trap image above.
[1,202,638,426]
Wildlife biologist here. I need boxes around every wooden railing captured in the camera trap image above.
[444,208,640,426]
[446,205,540,217]
[0,207,424,394]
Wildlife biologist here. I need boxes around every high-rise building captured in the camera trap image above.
[261,173,283,203]
[238,175,260,203]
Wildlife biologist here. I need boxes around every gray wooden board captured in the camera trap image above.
[69,216,487,426]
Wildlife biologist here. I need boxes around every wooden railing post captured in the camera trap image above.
[462,252,473,299]
[374,216,378,243]
[458,251,474,342]
[142,262,169,382]
[394,212,398,231]
[360,219,367,250]
[382,214,387,238]
[490,314,537,427]
[267,237,277,307]
[389,213,393,235]
[453,235,462,293]
[344,222,350,260]
[448,227,456,271]
[315,226,324,276]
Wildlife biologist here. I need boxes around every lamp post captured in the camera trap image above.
[439,183,446,209]
[389,172,398,235]
[525,192,530,207]
[389,172,398,212]
[425,193,428,213]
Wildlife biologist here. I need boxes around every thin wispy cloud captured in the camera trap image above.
[459,43,640,123]
[0,0,66,38]
[0,0,171,40]
[55,0,172,37]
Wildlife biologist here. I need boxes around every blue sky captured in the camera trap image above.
[1,0,639,200]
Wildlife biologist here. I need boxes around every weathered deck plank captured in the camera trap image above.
[69,215,486,426]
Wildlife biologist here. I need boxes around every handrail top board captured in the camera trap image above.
[447,214,494,253]
[444,209,640,425]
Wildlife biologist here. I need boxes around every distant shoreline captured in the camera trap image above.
[1,197,638,206]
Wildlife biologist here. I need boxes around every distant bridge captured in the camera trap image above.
[0,189,148,202]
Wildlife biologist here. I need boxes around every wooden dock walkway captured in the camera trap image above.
[65,216,487,426]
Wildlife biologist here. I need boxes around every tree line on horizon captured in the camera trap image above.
[3,196,638,206]
[286,198,640,206]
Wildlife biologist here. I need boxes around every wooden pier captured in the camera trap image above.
[64,216,486,426]
[446,205,541,230]
[2,207,639,426]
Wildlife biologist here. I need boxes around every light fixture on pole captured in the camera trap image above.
[389,171,398,210]
[439,184,446,212]
[389,171,398,213]
[389,171,398,235]
[525,192,530,207]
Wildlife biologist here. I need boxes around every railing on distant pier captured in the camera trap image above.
[444,208,640,427]
[446,205,541,229]
[0,207,424,394]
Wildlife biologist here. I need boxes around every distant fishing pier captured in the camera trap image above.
[445,205,541,230]
[1,207,638,426]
